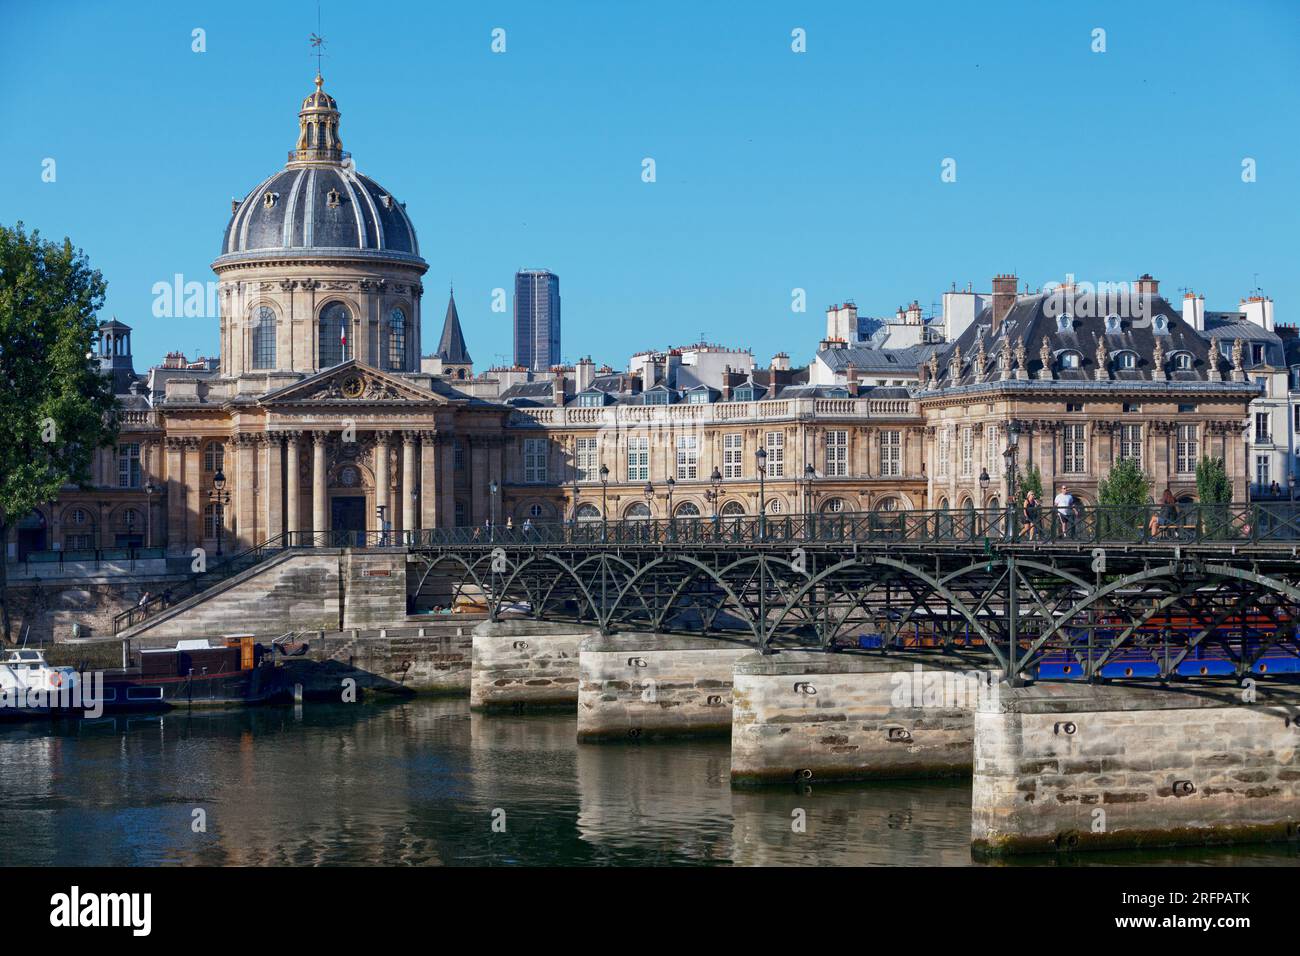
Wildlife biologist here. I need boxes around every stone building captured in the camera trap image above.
[920,275,1258,511]
[0,79,1264,561]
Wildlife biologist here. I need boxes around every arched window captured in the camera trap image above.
[674,501,701,518]
[768,498,784,514]
[874,497,899,513]
[1060,350,1081,369]
[986,495,1001,511]
[318,302,351,367]
[1116,351,1138,370]
[576,503,601,522]
[251,306,276,369]
[819,497,847,514]
[1173,351,1193,370]
[720,502,746,517]
[387,307,407,370]
[625,502,650,520]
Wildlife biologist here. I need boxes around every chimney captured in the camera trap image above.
[628,371,643,395]
[770,351,791,372]
[575,356,595,393]
[826,303,858,342]
[1182,292,1205,332]
[551,367,566,406]
[845,363,859,397]
[905,300,923,325]
[1136,273,1159,297]
[1241,295,1275,332]
[991,274,1018,332]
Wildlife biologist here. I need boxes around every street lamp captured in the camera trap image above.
[488,480,499,532]
[666,476,676,518]
[209,469,230,556]
[144,482,156,549]
[643,480,654,515]
[803,463,816,515]
[1003,421,1021,532]
[704,466,723,518]
[599,463,609,535]
[756,446,768,540]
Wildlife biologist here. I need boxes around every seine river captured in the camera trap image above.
[1,699,1296,867]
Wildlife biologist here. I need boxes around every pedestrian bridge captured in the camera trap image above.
[118,505,1300,684]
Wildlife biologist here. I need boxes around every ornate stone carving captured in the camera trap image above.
[1152,337,1166,381]
[1095,337,1109,381]
[1038,337,1052,380]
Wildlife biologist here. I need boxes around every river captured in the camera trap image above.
[1,699,1296,866]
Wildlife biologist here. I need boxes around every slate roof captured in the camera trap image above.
[817,344,943,374]
[932,291,1251,388]
[436,291,472,365]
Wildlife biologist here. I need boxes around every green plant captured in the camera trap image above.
[0,222,118,639]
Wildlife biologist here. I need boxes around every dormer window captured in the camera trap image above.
[644,390,670,406]
[1059,350,1082,369]
[1116,351,1138,370]
[687,390,710,404]
[1153,315,1169,334]
[1057,314,1073,333]
[733,387,756,402]
[578,391,605,407]
[380,195,393,210]
[1105,314,1121,333]
[263,192,278,209]
[1173,351,1193,371]
[326,188,341,208]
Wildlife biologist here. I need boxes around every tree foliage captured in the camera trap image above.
[1098,457,1153,507]
[0,222,118,638]
[1196,455,1232,504]
[1015,462,1043,508]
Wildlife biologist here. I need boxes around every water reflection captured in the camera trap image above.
[0,700,1296,867]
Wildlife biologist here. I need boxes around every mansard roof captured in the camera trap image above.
[930,290,1257,390]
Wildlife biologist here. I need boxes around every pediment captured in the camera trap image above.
[260,361,443,406]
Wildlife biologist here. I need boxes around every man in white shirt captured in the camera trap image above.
[1053,486,1074,537]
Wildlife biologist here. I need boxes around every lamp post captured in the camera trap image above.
[144,482,156,550]
[375,503,388,547]
[599,463,609,538]
[803,463,816,516]
[209,469,230,556]
[488,480,499,535]
[666,476,676,520]
[1003,420,1021,536]
[704,467,723,518]
[756,446,768,540]
[643,480,654,541]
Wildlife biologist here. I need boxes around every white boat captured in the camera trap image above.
[0,649,81,718]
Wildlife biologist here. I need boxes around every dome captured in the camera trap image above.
[214,75,422,266]
[219,164,421,261]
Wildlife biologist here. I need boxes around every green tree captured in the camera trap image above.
[1014,462,1043,509]
[0,223,118,640]
[1097,457,1153,538]
[1098,457,1153,506]
[1195,455,1234,539]
[1195,455,1232,504]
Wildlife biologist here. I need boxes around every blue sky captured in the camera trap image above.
[2,0,1298,371]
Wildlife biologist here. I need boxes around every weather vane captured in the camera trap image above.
[310,33,326,75]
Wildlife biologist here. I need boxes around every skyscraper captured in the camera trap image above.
[513,269,561,371]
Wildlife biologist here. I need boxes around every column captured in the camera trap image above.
[264,432,284,541]
[439,434,456,527]
[165,438,186,552]
[184,439,202,551]
[237,434,261,550]
[285,432,301,537]
[374,431,392,533]
[401,431,418,536]
[419,430,438,530]
[312,431,329,542]
[470,439,488,525]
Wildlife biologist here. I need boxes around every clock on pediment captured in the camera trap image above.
[341,374,365,399]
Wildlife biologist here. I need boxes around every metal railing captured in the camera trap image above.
[111,503,1300,634]
[13,546,166,571]
[112,533,289,634]
[280,503,1300,550]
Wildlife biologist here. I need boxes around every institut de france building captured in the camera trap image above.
[3,77,1260,560]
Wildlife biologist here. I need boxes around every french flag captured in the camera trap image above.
[340,322,347,354]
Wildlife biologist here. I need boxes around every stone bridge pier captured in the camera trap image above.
[730,652,1000,786]
[577,633,752,742]
[972,681,1300,855]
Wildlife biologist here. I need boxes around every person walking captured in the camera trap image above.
[1053,485,1075,539]
[1023,491,1040,540]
